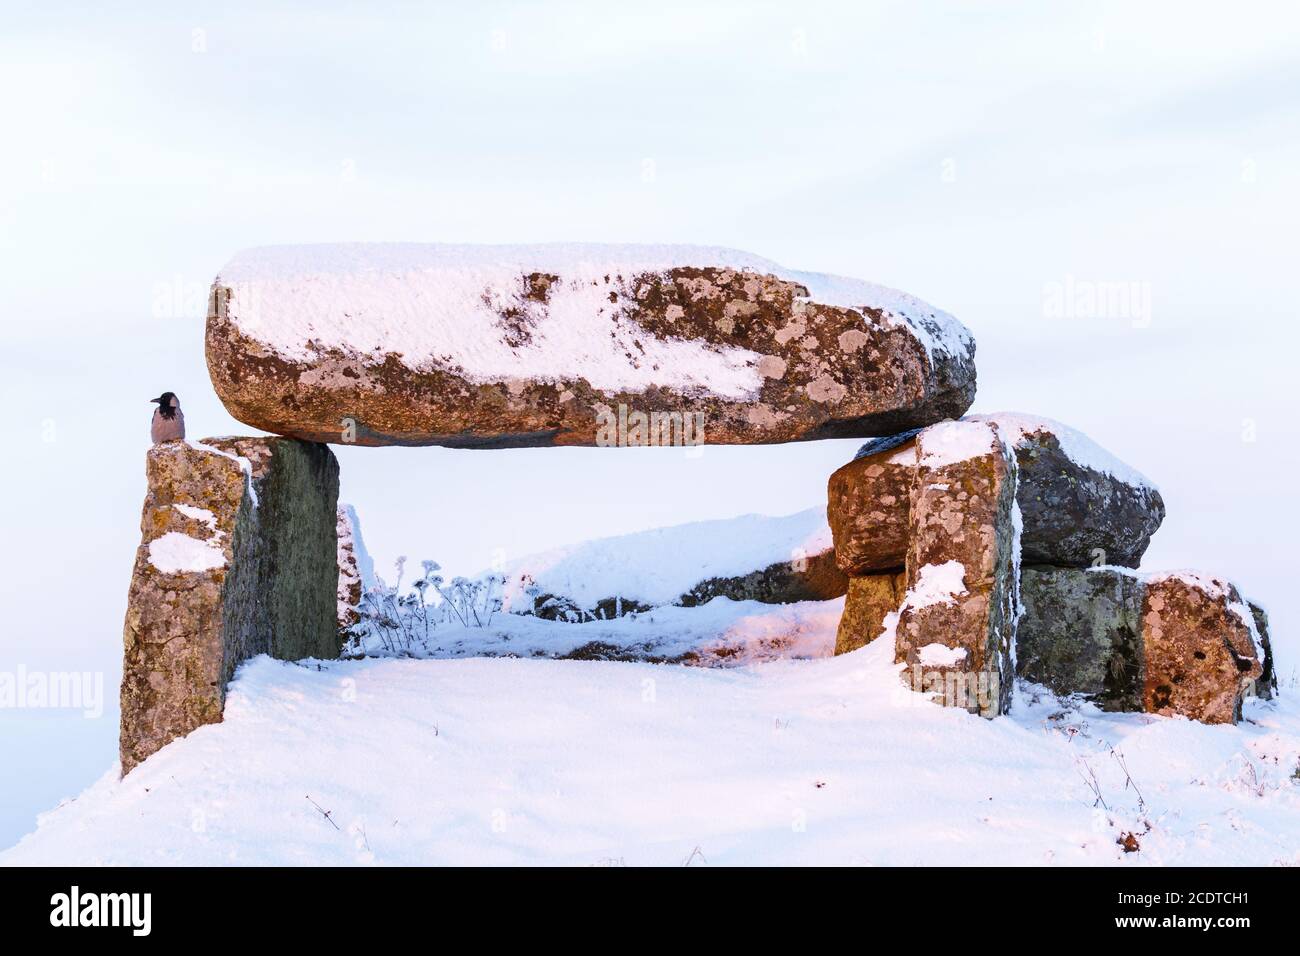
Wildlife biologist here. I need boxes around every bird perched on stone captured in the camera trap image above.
[150,392,185,444]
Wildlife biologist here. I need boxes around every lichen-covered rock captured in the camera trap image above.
[1018,567,1145,711]
[835,572,906,655]
[835,413,1163,572]
[679,547,848,607]
[894,421,1018,716]
[1248,601,1278,700]
[119,438,339,774]
[206,244,976,447]
[337,504,363,641]
[970,414,1164,568]
[1141,572,1263,724]
[827,431,917,575]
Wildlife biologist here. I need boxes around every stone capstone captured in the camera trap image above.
[206,244,976,447]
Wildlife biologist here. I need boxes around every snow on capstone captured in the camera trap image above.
[215,242,972,397]
[147,531,227,574]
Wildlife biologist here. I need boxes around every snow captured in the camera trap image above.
[355,596,842,664]
[917,643,968,667]
[968,412,1157,490]
[495,507,833,610]
[5,641,1298,866]
[916,420,999,467]
[172,504,217,532]
[902,561,968,611]
[216,243,972,397]
[146,531,226,575]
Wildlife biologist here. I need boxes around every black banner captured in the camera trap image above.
[0,866,1289,940]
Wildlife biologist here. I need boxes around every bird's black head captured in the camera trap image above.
[151,391,179,420]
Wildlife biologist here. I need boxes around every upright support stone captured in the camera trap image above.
[835,571,906,655]
[894,420,1018,716]
[1017,567,1145,711]
[119,438,340,774]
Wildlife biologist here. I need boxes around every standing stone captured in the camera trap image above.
[835,572,906,655]
[206,244,977,447]
[894,421,1018,716]
[1141,573,1263,724]
[119,438,340,774]
[1018,567,1145,711]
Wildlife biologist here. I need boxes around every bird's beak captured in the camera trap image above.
[150,397,160,403]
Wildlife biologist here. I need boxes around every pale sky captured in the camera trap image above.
[2,1,1298,846]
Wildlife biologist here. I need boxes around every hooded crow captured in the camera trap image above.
[150,392,185,444]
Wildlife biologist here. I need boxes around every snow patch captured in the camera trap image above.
[917,643,968,667]
[147,531,226,575]
[172,504,217,532]
[917,420,998,467]
[903,561,968,611]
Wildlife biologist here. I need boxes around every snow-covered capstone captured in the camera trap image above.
[206,243,977,447]
[120,438,340,774]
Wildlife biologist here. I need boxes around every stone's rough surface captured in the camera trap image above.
[839,413,1164,573]
[337,505,363,641]
[1141,573,1263,725]
[835,571,906,655]
[971,414,1164,568]
[827,439,917,575]
[205,438,341,661]
[1018,567,1146,711]
[206,244,976,447]
[1248,602,1277,700]
[120,438,340,774]
[679,547,848,607]
[895,421,1018,716]
[120,443,258,774]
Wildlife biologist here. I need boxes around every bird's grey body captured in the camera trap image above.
[150,392,185,444]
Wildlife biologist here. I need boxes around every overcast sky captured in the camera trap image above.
[2,1,1298,847]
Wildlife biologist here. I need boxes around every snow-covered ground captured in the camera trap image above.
[5,633,1297,867]
[356,596,841,663]
[490,507,831,611]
